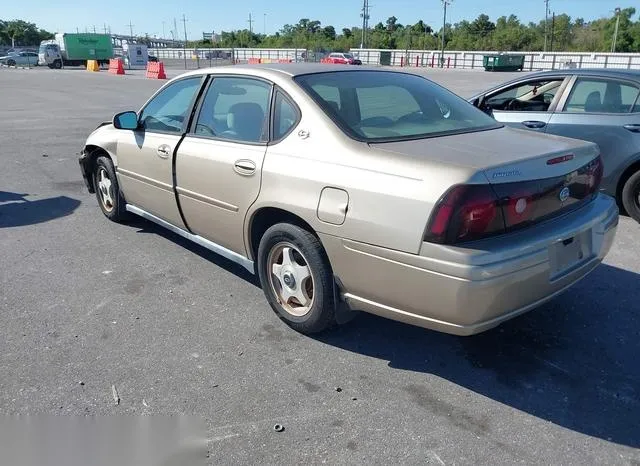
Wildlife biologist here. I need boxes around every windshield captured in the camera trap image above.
[343,53,354,59]
[39,44,56,53]
[294,71,502,142]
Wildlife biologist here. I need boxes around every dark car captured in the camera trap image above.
[469,69,640,223]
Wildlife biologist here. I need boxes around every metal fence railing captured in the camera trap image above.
[145,47,640,71]
[348,49,640,71]
[147,48,311,69]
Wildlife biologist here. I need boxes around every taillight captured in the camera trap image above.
[424,156,603,245]
[424,185,505,244]
[586,155,603,193]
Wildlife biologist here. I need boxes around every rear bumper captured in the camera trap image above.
[321,194,619,336]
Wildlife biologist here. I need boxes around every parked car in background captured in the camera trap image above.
[469,69,640,223]
[0,51,39,66]
[324,52,362,65]
[78,64,617,337]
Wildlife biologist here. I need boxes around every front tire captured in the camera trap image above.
[622,170,640,223]
[7,59,15,67]
[93,156,128,222]
[53,60,62,69]
[257,223,337,334]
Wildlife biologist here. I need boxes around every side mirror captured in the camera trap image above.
[113,111,139,130]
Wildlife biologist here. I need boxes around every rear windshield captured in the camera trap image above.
[294,71,501,142]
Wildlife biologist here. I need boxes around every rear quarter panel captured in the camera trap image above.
[245,83,477,256]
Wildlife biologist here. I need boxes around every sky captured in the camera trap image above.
[2,0,625,40]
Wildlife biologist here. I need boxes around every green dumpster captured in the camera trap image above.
[483,54,525,71]
[379,51,392,66]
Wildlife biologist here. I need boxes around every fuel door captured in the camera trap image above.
[317,187,349,225]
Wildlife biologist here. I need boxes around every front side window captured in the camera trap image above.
[139,77,202,133]
[295,71,500,142]
[563,78,640,114]
[485,79,565,112]
[194,77,271,143]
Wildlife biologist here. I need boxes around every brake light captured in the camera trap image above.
[425,185,504,244]
[424,156,603,245]
[586,155,603,192]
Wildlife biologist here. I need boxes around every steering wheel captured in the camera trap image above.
[506,98,522,111]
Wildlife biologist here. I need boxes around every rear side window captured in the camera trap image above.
[564,78,640,114]
[273,91,299,140]
[194,77,272,143]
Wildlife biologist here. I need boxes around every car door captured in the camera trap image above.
[115,75,204,228]
[174,75,275,255]
[546,75,640,195]
[480,75,571,132]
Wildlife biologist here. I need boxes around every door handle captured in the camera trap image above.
[156,144,171,158]
[623,124,640,133]
[522,120,547,129]
[233,159,256,176]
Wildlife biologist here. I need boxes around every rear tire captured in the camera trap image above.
[93,156,128,223]
[53,60,62,69]
[257,223,337,334]
[7,59,15,67]
[621,170,640,223]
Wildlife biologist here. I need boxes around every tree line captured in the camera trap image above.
[3,8,639,53]
[202,8,639,53]
[0,20,54,48]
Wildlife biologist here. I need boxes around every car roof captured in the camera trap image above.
[528,68,640,80]
[467,68,640,99]
[177,63,400,81]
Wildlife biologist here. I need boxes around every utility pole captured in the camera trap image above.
[248,13,254,34]
[127,21,134,41]
[440,0,451,67]
[181,14,188,69]
[103,24,108,34]
[264,13,267,35]
[550,12,555,52]
[612,7,621,53]
[543,0,550,52]
[360,0,370,49]
[93,25,96,34]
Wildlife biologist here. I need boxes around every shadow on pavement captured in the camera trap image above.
[315,263,640,448]
[130,217,259,287]
[0,191,81,227]
[124,214,639,446]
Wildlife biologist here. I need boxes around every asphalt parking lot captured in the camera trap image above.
[1,65,639,465]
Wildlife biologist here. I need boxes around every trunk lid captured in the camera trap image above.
[371,126,603,244]
[371,126,600,183]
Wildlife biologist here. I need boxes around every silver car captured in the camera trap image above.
[78,64,618,336]
[0,51,39,66]
[469,69,640,223]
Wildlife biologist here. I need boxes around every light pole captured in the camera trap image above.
[543,0,550,52]
[360,0,370,49]
[264,14,267,35]
[612,7,621,53]
[440,0,451,67]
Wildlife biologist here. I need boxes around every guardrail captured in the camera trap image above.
[146,47,640,71]
[348,49,640,71]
